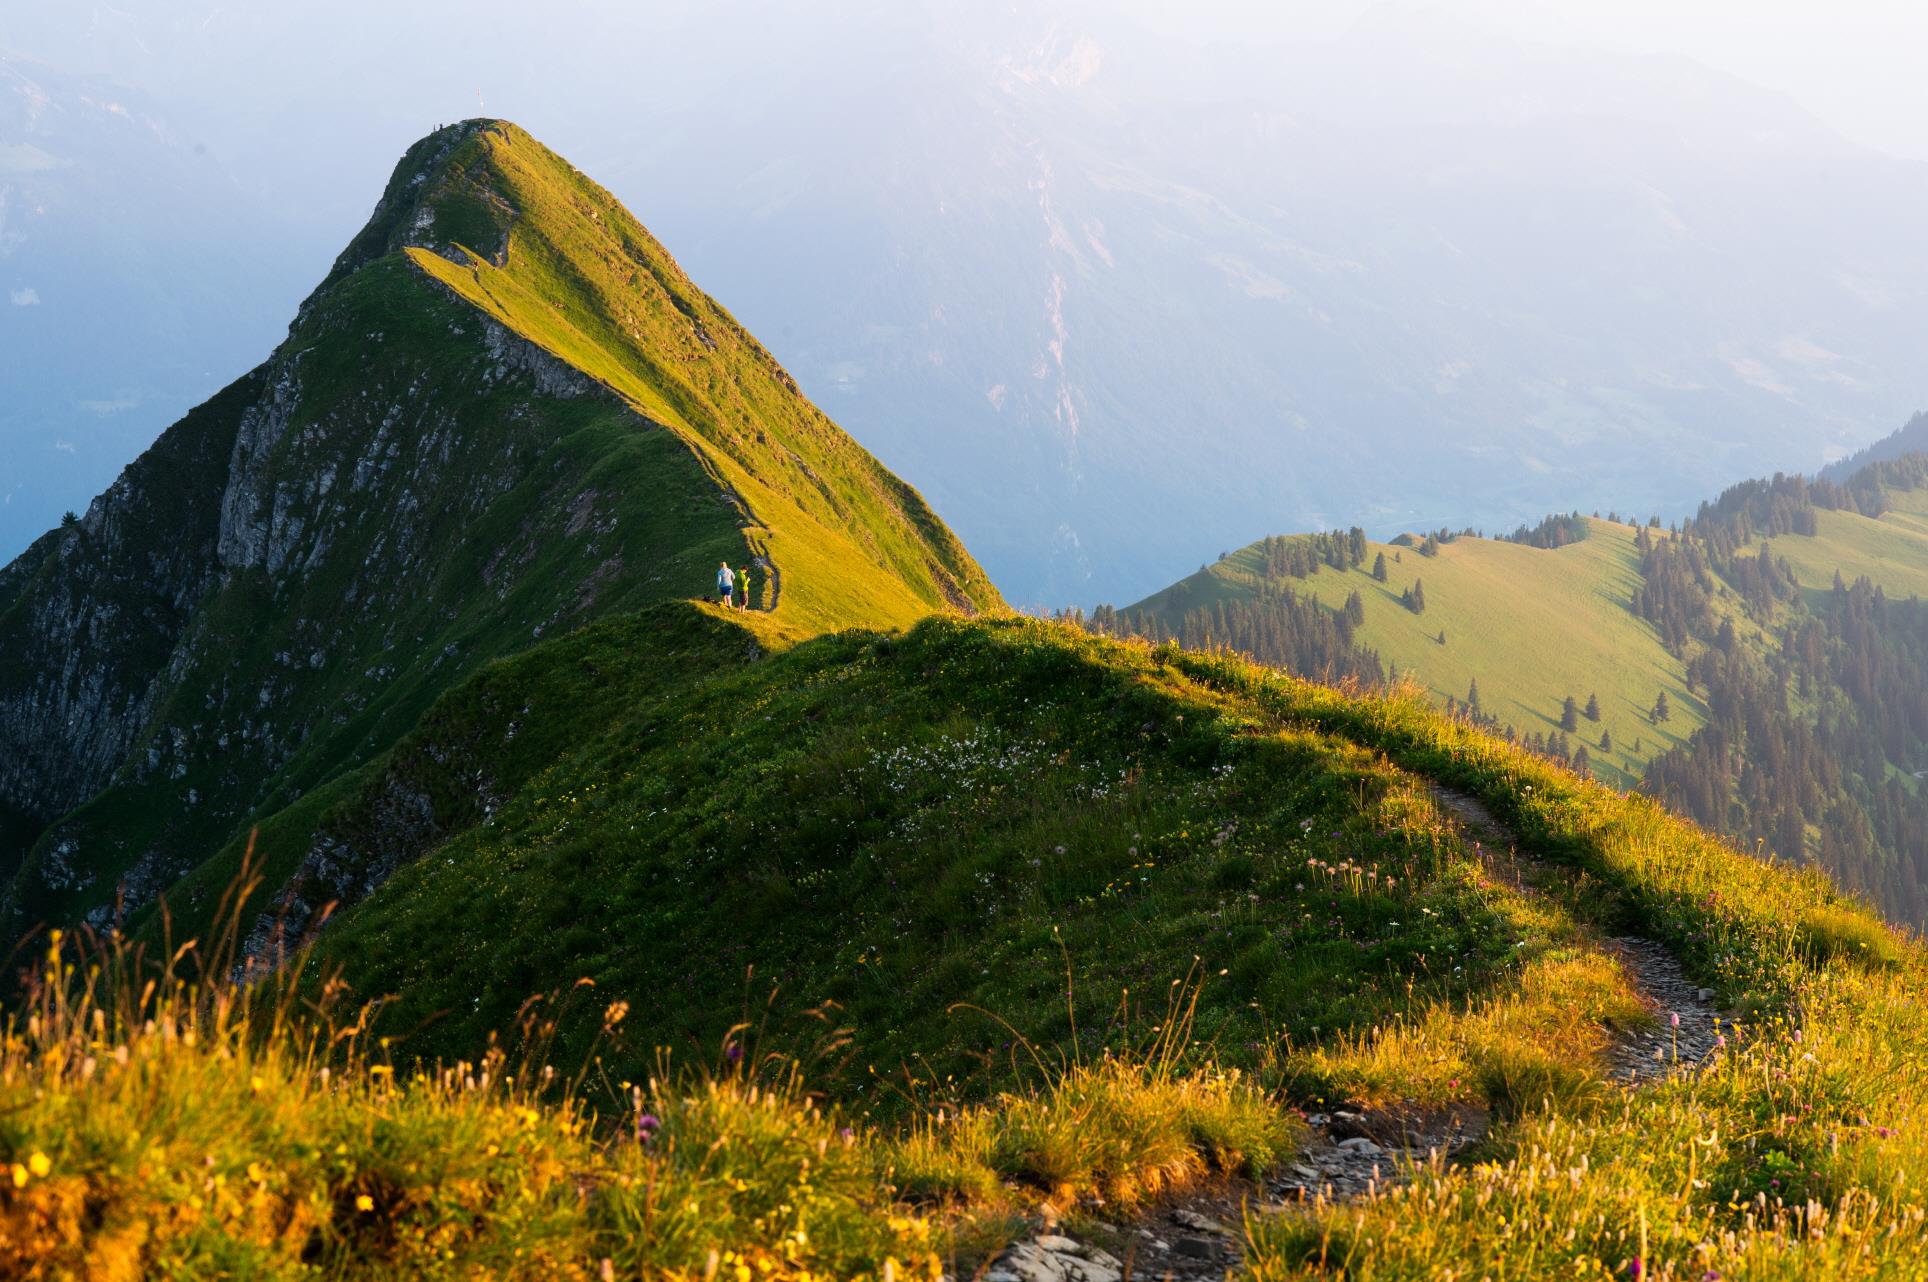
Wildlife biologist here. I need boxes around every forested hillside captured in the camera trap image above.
[1109,447,1928,923]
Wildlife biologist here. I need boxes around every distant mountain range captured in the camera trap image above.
[6,5,1928,604]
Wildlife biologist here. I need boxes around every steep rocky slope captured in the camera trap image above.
[0,119,998,936]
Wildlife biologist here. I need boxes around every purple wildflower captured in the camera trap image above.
[1629,1258,1644,1280]
[635,1112,660,1143]
[725,1043,744,1063]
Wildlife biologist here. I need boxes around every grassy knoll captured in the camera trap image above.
[309,612,1640,1111]
[1133,523,1704,787]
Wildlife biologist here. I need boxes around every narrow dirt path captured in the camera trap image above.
[979,783,1726,1282]
[1427,785,1724,1083]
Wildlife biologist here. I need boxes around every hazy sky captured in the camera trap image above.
[1105,0,1928,161]
[10,1,1928,163]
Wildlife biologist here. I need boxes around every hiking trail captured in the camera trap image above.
[979,782,1727,1282]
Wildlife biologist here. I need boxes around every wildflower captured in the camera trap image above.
[725,1043,745,1063]
[1670,1012,1681,1028]
[9,1165,25,1188]
[26,1152,49,1178]
[636,1113,661,1143]
[1629,1259,1644,1279]
[355,1194,375,1212]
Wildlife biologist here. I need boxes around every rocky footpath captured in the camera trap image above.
[982,782,1731,1281]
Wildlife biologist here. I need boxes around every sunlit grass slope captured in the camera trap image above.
[313,612,1636,1107]
[1159,649,1922,1282]
[1762,487,1928,601]
[1132,521,1705,787]
[391,119,999,629]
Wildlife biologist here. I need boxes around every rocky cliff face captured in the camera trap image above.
[0,373,252,838]
[1,254,737,931]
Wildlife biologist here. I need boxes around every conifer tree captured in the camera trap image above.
[1651,690,1671,723]
[1466,678,1482,716]
[1584,692,1601,721]
[1600,729,1613,752]
[1344,590,1365,627]
[1561,696,1580,732]
[1573,744,1591,773]
[1372,552,1388,581]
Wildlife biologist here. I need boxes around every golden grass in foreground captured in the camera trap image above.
[0,924,1293,1279]
[1147,644,1928,1280]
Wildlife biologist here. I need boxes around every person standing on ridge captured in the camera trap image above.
[717,561,736,608]
[737,561,754,610]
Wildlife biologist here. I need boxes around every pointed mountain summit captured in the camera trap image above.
[0,119,998,934]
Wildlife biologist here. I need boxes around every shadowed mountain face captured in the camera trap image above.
[0,120,997,934]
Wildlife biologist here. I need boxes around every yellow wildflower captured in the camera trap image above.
[355,1194,375,1212]
[26,1152,49,1178]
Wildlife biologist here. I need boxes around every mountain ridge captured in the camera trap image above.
[0,118,997,937]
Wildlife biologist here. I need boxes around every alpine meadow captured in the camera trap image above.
[3,103,1928,1282]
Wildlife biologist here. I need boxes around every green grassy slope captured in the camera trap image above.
[301,608,1861,1115]
[4,258,744,934]
[1762,487,1928,601]
[1131,522,1704,788]
[391,120,998,629]
[17,609,1921,1280]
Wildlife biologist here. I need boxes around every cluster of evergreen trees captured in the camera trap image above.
[1632,463,1928,921]
[1503,512,1589,549]
[1254,529,1370,580]
[1066,585,1387,689]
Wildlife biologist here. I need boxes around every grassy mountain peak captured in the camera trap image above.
[0,118,997,939]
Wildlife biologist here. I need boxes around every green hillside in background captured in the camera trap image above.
[1129,519,1702,789]
[1760,486,1928,601]
[1115,452,1928,923]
